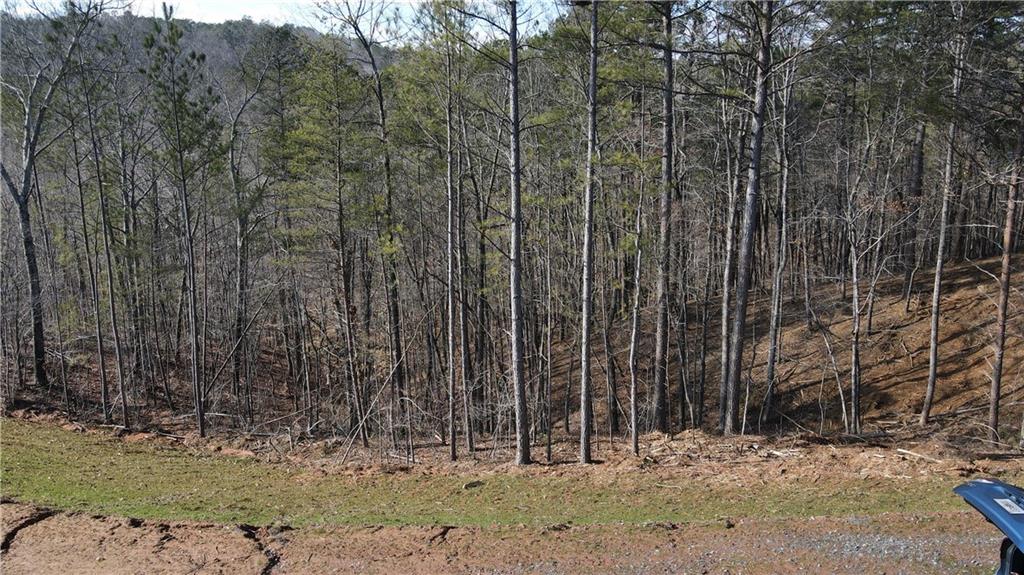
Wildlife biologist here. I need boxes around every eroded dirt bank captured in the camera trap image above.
[0,501,1002,574]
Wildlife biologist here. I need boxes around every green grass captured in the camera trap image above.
[0,418,986,528]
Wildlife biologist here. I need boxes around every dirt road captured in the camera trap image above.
[1,502,1000,574]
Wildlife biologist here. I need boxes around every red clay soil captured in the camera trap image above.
[0,501,1004,574]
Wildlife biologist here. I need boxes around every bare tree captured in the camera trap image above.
[1,1,106,390]
[901,122,926,309]
[225,39,270,423]
[143,3,222,436]
[652,0,674,434]
[508,0,531,465]
[65,100,111,422]
[724,0,773,435]
[321,0,410,445]
[628,173,644,456]
[920,7,964,426]
[760,57,793,430]
[79,59,130,428]
[445,18,459,461]
[578,0,599,464]
[994,137,1021,444]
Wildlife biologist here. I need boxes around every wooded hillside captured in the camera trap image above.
[1,0,1022,464]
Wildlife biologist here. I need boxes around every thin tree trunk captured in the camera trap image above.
[227,78,264,412]
[446,37,458,461]
[69,122,111,422]
[697,195,713,429]
[83,87,130,429]
[456,110,475,457]
[995,140,1021,444]
[97,158,130,428]
[719,106,746,431]
[334,159,367,447]
[508,0,531,465]
[544,215,554,461]
[761,71,790,430]
[628,183,644,456]
[849,230,863,435]
[347,15,408,436]
[32,178,68,409]
[724,0,773,435]
[920,21,964,426]
[902,122,926,309]
[578,0,599,464]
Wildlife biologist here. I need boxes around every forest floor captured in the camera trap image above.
[3,414,1024,574]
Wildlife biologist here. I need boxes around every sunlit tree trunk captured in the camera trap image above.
[579,0,599,464]
[508,0,531,465]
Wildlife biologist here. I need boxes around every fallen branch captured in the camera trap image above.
[896,448,943,464]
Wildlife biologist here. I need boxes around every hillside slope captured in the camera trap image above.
[558,255,1024,441]
[5,257,1021,447]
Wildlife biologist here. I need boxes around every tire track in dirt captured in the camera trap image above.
[0,502,268,574]
[0,501,1004,574]
[1,505,55,553]
[237,524,283,575]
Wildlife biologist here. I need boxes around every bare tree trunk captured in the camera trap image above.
[544,218,554,461]
[628,184,644,456]
[69,122,111,422]
[902,122,926,309]
[457,119,475,457]
[180,177,204,436]
[32,180,69,409]
[719,106,746,431]
[674,292,692,428]
[652,0,674,434]
[167,90,206,436]
[761,69,790,430]
[629,88,646,455]
[508,0,531,465]
[602,287,620,439]
[995,140,1021,444]
[0,169,50,399]
[578,0,599,464]
[849,228,863,435]
[226,71,265,416]
[343,10,408,438]
[864,207,886,336]
[697,194,713,429]
[98,156,130,428]
[724,0,773,435]
[920,20,964,426]
[334,159,367,447]
[83,86,130,429]
[800,216,815,331]
[455,91,480,453]
[446,38,458,461]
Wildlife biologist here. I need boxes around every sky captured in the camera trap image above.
[11,0,434,29]
[131,0,322,26]
[10,0,559,34]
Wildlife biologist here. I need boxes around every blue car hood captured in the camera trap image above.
[955,479,1024,550]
